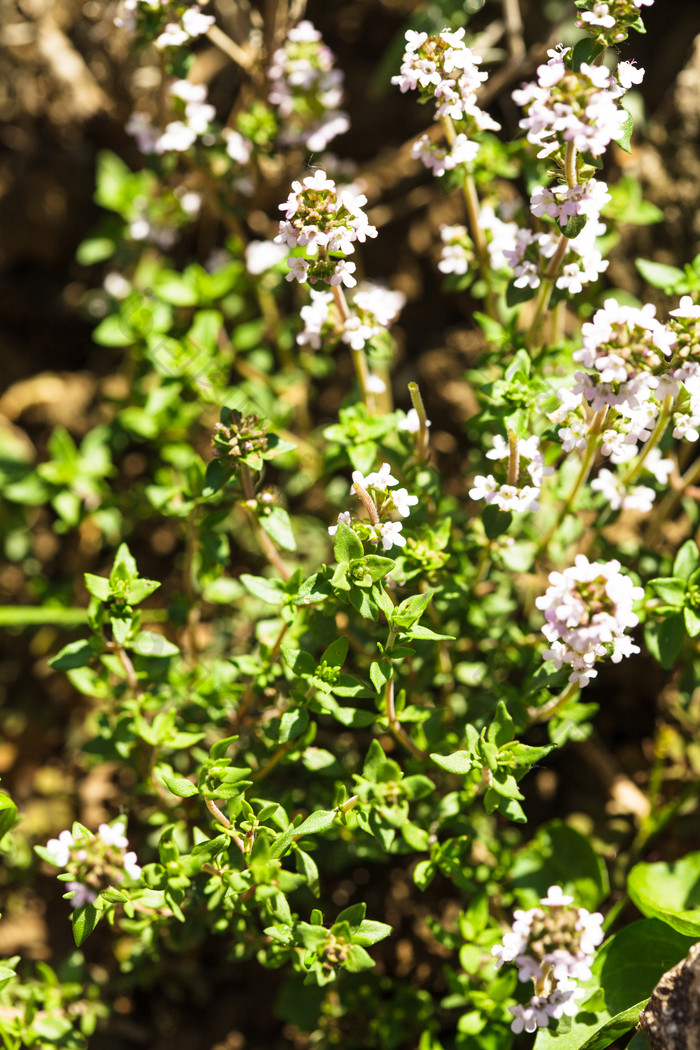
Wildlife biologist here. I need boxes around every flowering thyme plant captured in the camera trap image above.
[3,1,700,1048]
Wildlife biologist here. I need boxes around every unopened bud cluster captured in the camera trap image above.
[492,885,604,1034]
[212,412,269,462]
[43,820,142,908]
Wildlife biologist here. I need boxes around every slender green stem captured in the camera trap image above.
[646,453,700,547]
[507,429,519,487]
[524,142,578,350]
[332,285,373,410]
[384,677,428,760]
[240,465,291,580]
[538,407,608,554]
[383,625,428,760]
[408,381,430,461]
[528,678,579,724]
[620,394,675,488]
[440,116,496,318]
[205,798,247,854]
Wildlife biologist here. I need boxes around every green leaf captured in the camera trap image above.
[487,700,515,748]
[159,772,199,798]
[673,539,700,581]
[561,214,587,239]
[645,613,684,669]
[362,739,391,782]
[154,272,198,306]
[369,660,391,693]
[0,794,18,841]
[76,237,115,265]
[684,605,700,638]
[334,522,364,564]
[295,847,320,896]
[430,750,473,775]
[295,810,336,836]
[320,635,348,668]
[511,820,609,910]
[278,708,309,744]
[343,944,375,972]
[260,507,296,551]
[71,903,99,946]
[49,640,95,670]
[129,632,179,658]
[635,258,685,291]
[240,574,286,605]
[191,835,229,859]
[84,573,112,601]
[353,919,393,946]
[92,315,135,347]
[362,555,395,582]
[203,458,229,498]
[628,852,700,936]
[294,573,332,606]
[649,577,686,607]
[571,37,605,71]
[392,591,432,627]
[614,107,634,154]
[409,624,455,641]
[506,279,538,307]
[482,505,512,539]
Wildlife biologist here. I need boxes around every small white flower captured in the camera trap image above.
[328,510,352,536]
[245,240,287,275]
[286,257,310,283]
[540,886,574,907]
[391,488,419,517]
[182,7,215,36]
[45,829,75,868]
[366,374,387,394]
[379,521,405,551]
[365,463,399,490]
[398,408,431,434]
[98,821,129,849]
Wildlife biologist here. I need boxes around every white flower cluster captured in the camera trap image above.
[573,299,675,413]
[437,224,470,275]
[469,434,552,513]
[492,885,604,1034]
[129,80,217,154]
[267,20,350,152]
[411,132,479,177]
[504,215,608,295]
[155,6,214,48]
[329,463,418,552]
[512,46,640,160]
[530,178,611,231]
[392,27,499,173]
[297,282,406,352]
[668,296,700,442]
[536,555,643,687]
[550,298,697,514]
[127,81,255,177]
[44,819,142,908]
[576,0,654,45]
[276,170,377,288]
[116,2,214,45]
